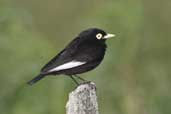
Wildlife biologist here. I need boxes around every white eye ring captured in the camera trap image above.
[96,33,103,39]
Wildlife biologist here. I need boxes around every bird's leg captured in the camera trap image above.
[74,75,88,82]
[69,75,79,85]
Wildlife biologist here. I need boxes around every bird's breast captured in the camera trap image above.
[76,42,106,62]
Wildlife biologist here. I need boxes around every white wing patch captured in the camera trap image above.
[48,61,86,72]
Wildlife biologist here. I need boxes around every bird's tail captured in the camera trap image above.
[27,74,45,86]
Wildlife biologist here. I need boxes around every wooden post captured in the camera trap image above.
[66,82,99,114]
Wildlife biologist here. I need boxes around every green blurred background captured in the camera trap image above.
[0,0,171,114]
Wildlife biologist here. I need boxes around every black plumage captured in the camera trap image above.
[27,28,115,85]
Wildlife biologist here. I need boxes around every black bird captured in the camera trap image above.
[27,28,115,85]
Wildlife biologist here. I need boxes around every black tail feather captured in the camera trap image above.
[27,74,45,86]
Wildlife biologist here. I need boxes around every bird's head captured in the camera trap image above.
[78,28,115,42]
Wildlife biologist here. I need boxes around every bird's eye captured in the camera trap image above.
[96,33,103,39]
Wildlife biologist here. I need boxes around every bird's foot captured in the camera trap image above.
[69,75,91,87]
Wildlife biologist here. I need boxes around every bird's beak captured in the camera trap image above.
[103,33,115,39]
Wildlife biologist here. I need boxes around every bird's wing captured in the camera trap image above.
[48,60,86,72]
[40,37,87,74]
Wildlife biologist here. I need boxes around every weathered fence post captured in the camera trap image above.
[66,82,99,114]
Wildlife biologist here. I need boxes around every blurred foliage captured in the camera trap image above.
[0,0,171,114]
